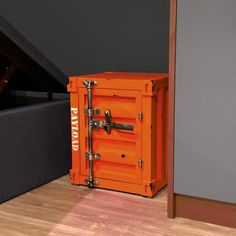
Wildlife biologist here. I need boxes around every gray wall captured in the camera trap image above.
[175,0,236,204]
[0,0,170,76]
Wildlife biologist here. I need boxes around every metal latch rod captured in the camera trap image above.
[83,80,98,187]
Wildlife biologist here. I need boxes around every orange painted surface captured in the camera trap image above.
[68,72,168,197]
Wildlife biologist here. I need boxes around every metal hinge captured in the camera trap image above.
[138,112,143,121]
[138,159,142,168]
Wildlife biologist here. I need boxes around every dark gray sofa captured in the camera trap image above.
[0,15,71,203]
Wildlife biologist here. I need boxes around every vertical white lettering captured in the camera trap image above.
[71,107,79,151]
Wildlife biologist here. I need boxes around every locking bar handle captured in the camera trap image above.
[92,109,134,134]
[112,123,134,131]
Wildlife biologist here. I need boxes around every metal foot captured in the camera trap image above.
[85,179,99,188]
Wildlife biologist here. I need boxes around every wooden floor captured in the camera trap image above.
[0,176,236,236]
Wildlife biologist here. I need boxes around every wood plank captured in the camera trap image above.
[175,194,236,229]
[0,175,236,235]
[168,0,177,219]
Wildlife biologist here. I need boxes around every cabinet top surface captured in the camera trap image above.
[70,72,168,81]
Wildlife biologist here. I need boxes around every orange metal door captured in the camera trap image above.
[79,88,142,184]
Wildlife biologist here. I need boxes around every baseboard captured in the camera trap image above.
[174,194,236,228]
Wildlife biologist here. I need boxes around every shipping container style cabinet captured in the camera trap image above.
[68,72,168,197]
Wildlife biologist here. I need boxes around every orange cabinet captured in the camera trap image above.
[68,72,168,197]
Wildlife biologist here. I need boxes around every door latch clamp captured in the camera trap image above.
[84,108,100,116]
[85,152,101,161]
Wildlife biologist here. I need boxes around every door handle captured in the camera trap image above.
[92,110,134,134]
